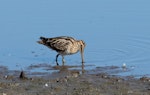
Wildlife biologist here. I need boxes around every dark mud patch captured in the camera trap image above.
[0,65,150,95]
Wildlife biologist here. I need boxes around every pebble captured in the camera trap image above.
[2,93,7,95]
[45,83,48,87]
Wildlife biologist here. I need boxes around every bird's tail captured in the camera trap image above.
[37,36,47,44]
[40,36,47,40]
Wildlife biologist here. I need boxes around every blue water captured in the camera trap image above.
[0,0,150,77]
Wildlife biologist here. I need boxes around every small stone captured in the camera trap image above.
[4,75,8,79]
[122,63,126,68]
[19,71,28,80]
[128,90,133,94]
[45,83,48,87]
[2,93,7,95]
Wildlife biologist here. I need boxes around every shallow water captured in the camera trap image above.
[0,0,150,77]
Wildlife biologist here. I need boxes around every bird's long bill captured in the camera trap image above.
[80,45,84,63]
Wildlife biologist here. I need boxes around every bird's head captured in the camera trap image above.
[78,40,86,63]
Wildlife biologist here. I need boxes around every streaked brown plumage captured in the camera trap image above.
[37,36,85,66]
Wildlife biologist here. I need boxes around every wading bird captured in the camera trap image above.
[37,36,85,66]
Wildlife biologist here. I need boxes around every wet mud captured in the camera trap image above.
[0,64,149,95]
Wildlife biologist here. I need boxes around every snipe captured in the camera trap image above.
[37,36,85,66]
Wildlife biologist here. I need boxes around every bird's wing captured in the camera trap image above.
[54,36,75,40]
[46,38,72,52]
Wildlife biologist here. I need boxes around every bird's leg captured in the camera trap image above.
[62,55,65,66]
[56,54,60,66]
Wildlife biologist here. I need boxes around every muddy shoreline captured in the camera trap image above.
[0,65,150,95]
